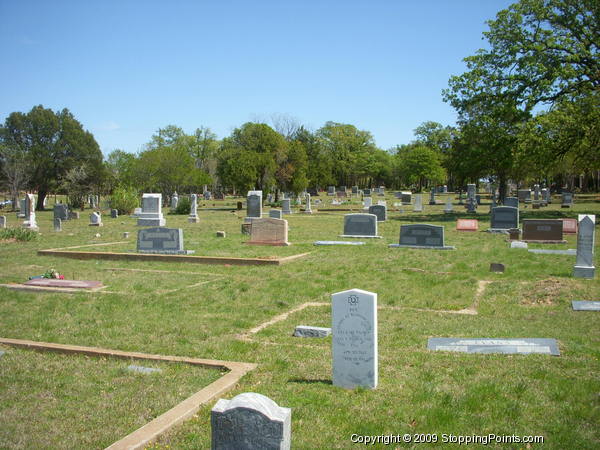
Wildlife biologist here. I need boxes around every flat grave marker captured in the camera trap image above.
[293,326,332,338]
[428,338,560,356]
[456,219,478,232]
[571,301,600,311]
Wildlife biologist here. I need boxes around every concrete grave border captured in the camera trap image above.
[38,242,311,266]
[0,337,256,450]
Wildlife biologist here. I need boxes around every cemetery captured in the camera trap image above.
[0,190,598,448]
[1,0,598,447]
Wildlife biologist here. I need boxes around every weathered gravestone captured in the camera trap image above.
[413,194,423,212]
[573,214,595,279]
[54,218,62,232]
[247,218,289,246]
[137,227,194,254]
[428,338,560,355]
[327,186,335,196]
[246,191,262,218]
[53,204,69,221]
[562,218,577,234]
[340,214,380,238]
[561,192,573,208]
[540,188,548,206]
[22,194,38,231]
[332,288,378,389]
[363,188,371,196]
[17,198,26,218]
[89,212,102,226]
[518,189,532,203]
[303,193,313,214]
[368,205,386,222]
[110,209,118,218]
[571,301,600,311]
[269,209,283,219]
[456,219,478,231]
[401,191,412,205]
[293,326,331,338]
[504,197,519,208]
[489,206,519,231]
[137,193,166,226]
[522,219,565,243]
[211,392,291,450]
[444,197,453,213]
[281,199,292,215]
[0,216,5,228]
[429,190,436,205]
[363,197,373,210]
[171,191,179,210]
[188,194,199,223]
[390,224,455,249]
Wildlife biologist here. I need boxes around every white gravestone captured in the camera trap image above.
[89,212,103,226]
[304,193,313,214]
[138,193,166,226]
[413,194,423,212]
[332,288,378,389]
[573,214,595,279]
[21,194,38,231]
[188,194,199,223]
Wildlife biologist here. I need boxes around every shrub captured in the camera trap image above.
[110,187,139,215]
[0,227,39,241]
[174,196,191,215]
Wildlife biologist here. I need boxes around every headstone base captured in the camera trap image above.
[137,218,166,226]
[88,223,103,227]
[293,326,331,338]
[522,239,567,244]
[389,244,455,250]
[138,249,195,255]
[246,241,290,246]
[339,234,382,239]
[314,241,365,246]
[188,216,199,223]
[487,228,519,234]
[573,265,595,279]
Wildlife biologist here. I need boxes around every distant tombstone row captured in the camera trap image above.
[137,227,194,254]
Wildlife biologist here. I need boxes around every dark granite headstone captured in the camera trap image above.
[522,219,564,242]
[390,224,454,249]
[53,204,69,221]
[504,197,519,208]
[340,214,379,238]
[368,205,386,222]
[490,206,519,230]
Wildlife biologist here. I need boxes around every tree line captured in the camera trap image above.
[1,0,597,210]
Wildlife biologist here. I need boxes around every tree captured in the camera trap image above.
[395,144,446,191]
[293,127,334,189]
[0,105,104,210]
[105,149,138,189]
[0,142,29,210]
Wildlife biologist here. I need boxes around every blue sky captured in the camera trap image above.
[0,0,514,155]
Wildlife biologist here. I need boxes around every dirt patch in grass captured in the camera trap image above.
[520,277,566,305]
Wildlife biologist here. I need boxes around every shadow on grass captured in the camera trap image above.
[288,378,332,385]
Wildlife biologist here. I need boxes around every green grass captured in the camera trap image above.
[0,194,599,449]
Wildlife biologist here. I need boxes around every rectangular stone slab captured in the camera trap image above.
[314,241,365,246]
[571,301,600,311]
[428,338,560,356]
[23,279,103,289]
[562,218,577,234]
[456,219,478,231]
[293,326,332,338]
[127,364,162,374]
[528,249,576,255]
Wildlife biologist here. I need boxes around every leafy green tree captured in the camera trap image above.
[105,149,138,189]
[293,127,334,189]
[0,142,29,210]
[0,105,103,210]
[395,144,446,191]
[276,140,308,195]
[216,146,258,194]
[109,186,139,214]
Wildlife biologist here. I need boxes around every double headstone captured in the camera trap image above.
[489,206,519,231]
[138,193,166,226]
[522,219,564,243]
[137,227,194,254]
[188,194,199,223]
[389,224,455,249]
[573,215,595,279]
[340,214,380,238]
[211,393,291,450]
[332,288,378,389]
[247,218,289,246]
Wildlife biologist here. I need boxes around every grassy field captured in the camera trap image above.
[0,193,598,449]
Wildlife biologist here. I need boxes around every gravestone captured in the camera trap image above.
[246,191,262,218]
[401,191,412,205]
[510,241,528,249]
[314,241,365,246]
[304,193,312,214]
[53,204,69,221]
[216,231,226,238]
[518,189,532,203]
[413,194,423,212]
[562,218,577,234]
[522,219,565,243]
[467,183,476,201]
[490,263,505,273]
[123,232,130,238]
[110,209,118,218]
[137,193,166,226]
[363,188,371,196]
[269,209,283,219]
[21,194,38,231]
[340,214,380,238]
[456,219,478,231]
[0,215,5,229]
[327,186,335,196]
[132,207,142,217]
[504,197,519,208]
[281,199,292,215]
[368,204,386,222]
[561,192,573,208]
[533,184,540,201]
[444,197,453,214]
[544,188,551,204]
[475,194,481,205]
[428,338,560,355]
[293,326,331,338]
[171,191,179,210]
[540,188,548,206]
[247,218,289,246]
[137,227,194,254]
[237,201,243,210]
[89,212,103,226]
[332,288,377,389]
[363,197,373,210]
[17,198,26,218]
[429,190,436,205]
[573,214,595,279]
[352,186,358,194]
[204,191,212,200]
[443,185,448,193]
[211,392,291,450]
[54,218,62,232]
[241,223,252,235]
[214,191,225,200]
[68,211,80,220]
[489,206,519,231]
[390,224,455,249]
[377,186,385,196]
[571,301,600,311]
[188,194,199,223]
